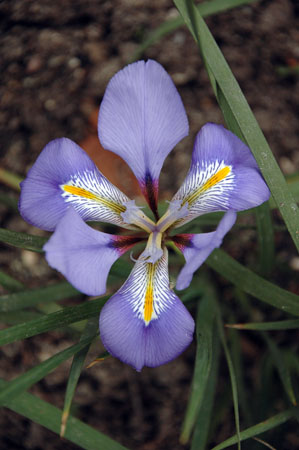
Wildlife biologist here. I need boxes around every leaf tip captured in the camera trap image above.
[86,351,110,368]
[60,410,69,438]
[225,323,245,329]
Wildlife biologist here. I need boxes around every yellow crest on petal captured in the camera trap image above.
[187,165,231,205]
[61,184,126,214]
[143,263,154,323]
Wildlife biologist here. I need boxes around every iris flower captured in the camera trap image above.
[19,60,270,371]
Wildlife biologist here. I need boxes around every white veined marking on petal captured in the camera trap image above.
[122,257,172,325]
[60,169,129,221]
[175,160,235,215]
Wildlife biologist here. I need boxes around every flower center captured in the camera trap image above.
[156,200,189,233]
[140,231,163,264]
[122,199,190,265]
[120,200,156,233]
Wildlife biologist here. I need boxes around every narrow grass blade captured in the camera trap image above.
[217,312,241,450]
[0,379,128,450]
[174,0,299,252]
[180,289,216,443]
[1,310,85,332]
[255,203,275,277]
[0,228,48,252]
[220,99,275,272]
[60,317,99,438]
[227,319,299,331]
[285,352,299,376]
[191,332,220,449]
[1,311,42,325]
[269,179,299,209]
[0,296,108,346]
[207,249,299,317]
[210,407,298,450]
[35,302,86,333]
[0,334,97,406]
[85,351,110,368]
[179,285,206,304]
[229,326,253,426]
[0,281,80,312]
[133,0,258,60]
[0,270,24,292]
[263,333,297,405]
[258,355,278,421]
[253,437,277,450]
[0,168,22,190]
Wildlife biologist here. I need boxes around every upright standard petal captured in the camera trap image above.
[99,249,195,371]
[19,138,138,231]
[175,210,237,290]
[43,208,143,296]
[168,123,270,229]
[98,60,189,216]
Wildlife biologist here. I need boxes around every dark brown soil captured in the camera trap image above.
[0,1,298,449]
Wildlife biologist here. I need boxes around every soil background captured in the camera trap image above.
[0,1,298,449]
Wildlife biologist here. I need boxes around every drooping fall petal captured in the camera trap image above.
[99,249,194,371]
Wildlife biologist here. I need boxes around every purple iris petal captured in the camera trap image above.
[171,123,270,227]
[99,251,195,371]
[191,123,259,168]
[98,60,189,214]
[100,291,194,371]
[176,210,237,290]
[20,138,92,231]
[43,208,140,296]
[19,138,131,231]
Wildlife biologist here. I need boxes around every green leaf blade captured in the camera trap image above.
[255,203,275,276]
[207,249,299,317]
[263,333,297,405]
[181,289,216,443]
[0,228,48,252]
[210,408,298,450]
[227,319,299,331]
[217,311,241,450]
[61,317,99,437]
[0,334,97,406]
[0,281,80,313]
[0,270,24,293]
[0,379,127,450]
[0,296,107,346]
[191,330,220,449]
[133,0,258,60]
